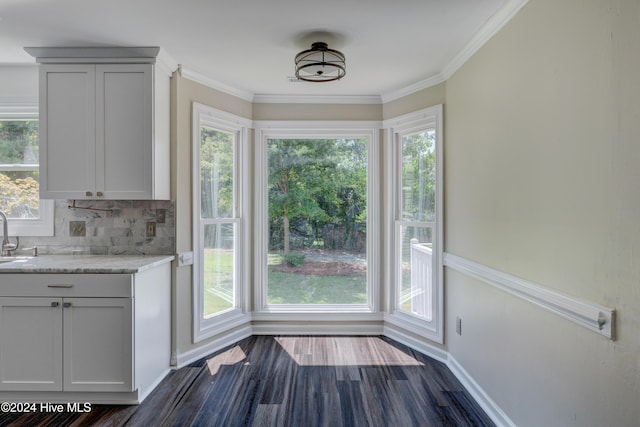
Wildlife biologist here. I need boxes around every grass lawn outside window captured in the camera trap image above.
[202,249,367,315]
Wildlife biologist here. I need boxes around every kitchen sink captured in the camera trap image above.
[0,256,33,264]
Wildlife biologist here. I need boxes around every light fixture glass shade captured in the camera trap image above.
[295,42,346,82]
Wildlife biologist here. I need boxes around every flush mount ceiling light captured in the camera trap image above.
[294,42,346,82]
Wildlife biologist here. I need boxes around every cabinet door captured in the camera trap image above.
[0,298,63,391]
[39,64,96,199]
[96,64,153,199]
[63,298,133,392]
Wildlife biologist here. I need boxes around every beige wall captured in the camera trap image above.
[444,0,640,425]
[170,72,252,358]
[382,82,445,120]
[253,102,382,121]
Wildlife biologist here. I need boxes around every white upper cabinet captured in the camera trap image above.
[26,47,171,200]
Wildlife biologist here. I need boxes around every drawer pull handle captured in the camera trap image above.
[63,302,72,308]
[47,284,74,288]
[51,302,59,308]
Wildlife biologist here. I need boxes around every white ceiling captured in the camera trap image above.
[0,0,524,101]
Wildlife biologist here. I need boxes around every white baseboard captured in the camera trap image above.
[384,320,512,426]
[447,355,516,427]
[137,368,172,403]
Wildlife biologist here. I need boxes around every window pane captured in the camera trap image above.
[203,223,235,317]
[200,126,233,219]
[267,138,368,305]
[397,225,433,320]
[401,130,435,222]
[0,120,40,219]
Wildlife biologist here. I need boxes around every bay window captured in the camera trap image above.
[191,107,443,343]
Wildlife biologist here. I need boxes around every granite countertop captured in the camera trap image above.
[0,254,175,274]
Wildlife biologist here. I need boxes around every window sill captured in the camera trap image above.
[252,311,383,322]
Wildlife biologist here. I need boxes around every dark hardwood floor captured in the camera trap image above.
[0,336,495,427]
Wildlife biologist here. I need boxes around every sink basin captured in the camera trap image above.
[0,256,34,264]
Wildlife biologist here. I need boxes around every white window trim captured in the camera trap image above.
[254,121,381,314]
[0,102,54,237]
[192,102,251,343]
[383,105,444,344]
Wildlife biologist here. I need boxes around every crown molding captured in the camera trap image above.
[178,0,528,106]
[16,46,176,76]
[24,46,161,63]
[156,48,179,77]
[381,0,528,103]
[23,46,178,77]
[253,94,382,105]
[380,73,446,104]
[179,65,254,102]
[441,0,528,80]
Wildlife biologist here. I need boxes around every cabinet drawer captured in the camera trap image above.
[0,274,133,297]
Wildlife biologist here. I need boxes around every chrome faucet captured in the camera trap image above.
[0,210,19,256]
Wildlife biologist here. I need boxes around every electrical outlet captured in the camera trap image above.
[156,208,166,224]
[456,317,462,335]
[146,222,156,237]
[69,221,86,237]
[177,251,194,266]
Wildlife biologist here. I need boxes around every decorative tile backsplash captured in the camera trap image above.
[19,200,175,255]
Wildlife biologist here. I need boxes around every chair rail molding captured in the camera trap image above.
[443,253,616,340]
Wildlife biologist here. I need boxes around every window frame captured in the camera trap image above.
[192,102,251,343]
[254,121,380,314]
[0,102,54,237]
[384,105,444,344]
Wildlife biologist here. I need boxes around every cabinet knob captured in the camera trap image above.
[63,302,72,308]
[51,301,60,308]
[97,191,103,197]
[86,191,93,197]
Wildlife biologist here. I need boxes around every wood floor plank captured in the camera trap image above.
[289,365,342,427]
[0,336,495,427]
[337,380,371,426]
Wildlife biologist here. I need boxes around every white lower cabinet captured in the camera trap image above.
[0,297,63,391]
[0,297,132,393]
[63,298,133,392]
[0,264,170,403]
